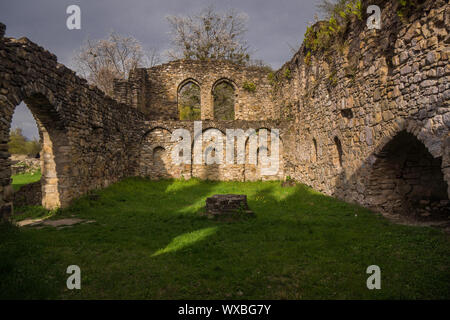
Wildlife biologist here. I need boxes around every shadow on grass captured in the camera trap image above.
[0,223,61,299]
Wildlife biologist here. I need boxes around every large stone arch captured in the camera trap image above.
[0,83,70,216]
[364,129,449,220]
[1,28,146,219]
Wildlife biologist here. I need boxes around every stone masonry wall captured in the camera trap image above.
[138,120,292,182]
[272,0,449,218]
[114,60,277,121]
[0,24,146,219]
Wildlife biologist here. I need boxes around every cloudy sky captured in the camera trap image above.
[0,0,322,139]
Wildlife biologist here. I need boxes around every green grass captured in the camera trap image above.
[11,170,41,191]
[0,178,449,299]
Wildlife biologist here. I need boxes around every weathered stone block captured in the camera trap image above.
[205,194,253,217]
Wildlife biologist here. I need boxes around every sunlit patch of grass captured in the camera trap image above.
[152,227,218,257]
[11,170,42,191]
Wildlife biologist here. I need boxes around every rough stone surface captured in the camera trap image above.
[271,0,450,219]
[13,181,41,207]
[0,32,145,213]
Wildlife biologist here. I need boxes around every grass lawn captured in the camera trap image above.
[0,178,449,299]
[11,170,41,191]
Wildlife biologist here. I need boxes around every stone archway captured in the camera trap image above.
[365,130,449,220]
[1,90,70,218]
[191,128,227,180]
[139,127,189,180]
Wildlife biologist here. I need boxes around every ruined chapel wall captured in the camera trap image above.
[0,25,146,217]
[272,0,449,213]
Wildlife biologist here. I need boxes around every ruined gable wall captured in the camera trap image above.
[114,60,277,121]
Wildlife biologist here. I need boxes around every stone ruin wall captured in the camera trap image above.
[114,60,277,121]
[1,0,449,221]
[0,24,146,218]
[272,0,449,218]
[137,120,293,182]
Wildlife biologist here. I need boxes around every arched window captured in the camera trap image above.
[178,80,201,120]
[311,138,318,163]
[333,136,343,168]
[213,80,235,120]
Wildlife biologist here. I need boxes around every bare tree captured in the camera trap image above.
[317,0,339,19]
[166,5,251,65]
[146,47,161,68]
[73,31,160,96]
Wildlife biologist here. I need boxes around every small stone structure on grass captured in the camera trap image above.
[205,194,254,218]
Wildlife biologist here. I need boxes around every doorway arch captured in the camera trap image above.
[1,89,70,217]
[365,130,449,219]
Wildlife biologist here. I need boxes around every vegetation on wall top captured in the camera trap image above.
[284,67,292,80]
[304,0,363,57]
